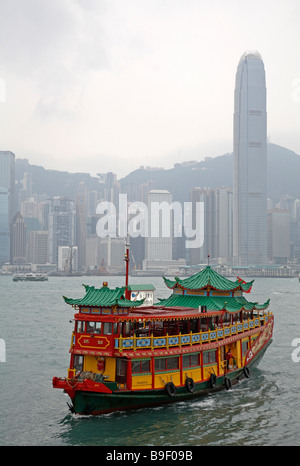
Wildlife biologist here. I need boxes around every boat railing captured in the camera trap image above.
[114,312,272,352]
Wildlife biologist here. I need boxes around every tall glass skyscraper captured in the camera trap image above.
[233,51,267,266]
[0,151,15,265]
[48,197,76,265]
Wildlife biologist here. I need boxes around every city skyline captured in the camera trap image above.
[2,159,298,273]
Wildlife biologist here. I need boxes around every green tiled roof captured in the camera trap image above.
[156,294,270,313]
[63,284,144,308]
[163,266,254,292]
[128,284,156,291]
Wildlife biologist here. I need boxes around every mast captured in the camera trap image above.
[125,235,130,299]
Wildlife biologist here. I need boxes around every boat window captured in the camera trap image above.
[132,359,151,374]
[116,358,127,383]
[103,322,113,335]
[73,355,84,372]
[223,313,231,324]
[154,356,179,372]
[242,340,249,356]
[150,320,164,335]
[122,321,131,337]
[242,311,249,321]
[94,322,102,334]
[203,350,217,365]
[77,321,85,333]
[167,356,179,370]
[190,319,199,333]
[155,358,164,372]
[86,321,102,333]
[182,353,200,368]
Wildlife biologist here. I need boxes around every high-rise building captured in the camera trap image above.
[11,212,27,264]
[145,190,173,262]
[267,209,290,263]
[215,187,233,263]
[233,51,268,266]
[58,246,78,272]
[188,187,233,265]
[188,187,216,265]
[76,182,87,271]
[28,230,48,264]
[100,237,125,273]
[48,197,76,265]
[0,151,15,264]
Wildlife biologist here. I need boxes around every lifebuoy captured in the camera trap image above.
[243,366,250,378]
[224,377,232,390]
[209,373,217,388]
[185,377,195,393]
[165,382,176,398]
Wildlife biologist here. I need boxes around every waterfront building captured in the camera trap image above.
[0,188,9,265]
[188,188,216,265]
[11,212,27,264]
[100,237,125,274]
[76,182,87,271]
[0,151,15,264]
[145,190,173,263]
[27,230,48,265]
[215,187,233,263]
[267,209,290,263]
[58,246,78,272]
[48,197,76,265]
[233,51,268,266]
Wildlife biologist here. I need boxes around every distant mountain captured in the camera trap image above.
[120,143,300,202]
[15,143,300,202]
[120,152,233,202]
[15,158,100,198]
[266,143,300,200]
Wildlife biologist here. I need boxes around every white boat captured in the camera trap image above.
[13,273,48,282]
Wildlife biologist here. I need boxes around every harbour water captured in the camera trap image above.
[0,273,299,446]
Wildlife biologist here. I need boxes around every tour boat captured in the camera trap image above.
[13,273,48,281]
[53,257,273,415]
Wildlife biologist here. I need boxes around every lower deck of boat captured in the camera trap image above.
[69,339,271,415]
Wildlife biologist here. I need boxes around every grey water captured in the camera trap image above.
[0,274,299,446]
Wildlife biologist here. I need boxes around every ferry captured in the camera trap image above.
[13,273,48,282]
[53,260,273,415]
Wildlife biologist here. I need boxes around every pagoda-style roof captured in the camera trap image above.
[63,284,144,308]
[156,294,270,314]
[163,266,253,292]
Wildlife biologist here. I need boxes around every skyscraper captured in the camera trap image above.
[11,212,27,264]
[233,51,267,266]
[76,182,87,271]
[0,151,15,264]
[48,197,76,265]
[188,187,216,265]
[28,230,48,265]
[145,190,173,262]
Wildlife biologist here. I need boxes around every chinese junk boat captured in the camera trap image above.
[53,266,274,415]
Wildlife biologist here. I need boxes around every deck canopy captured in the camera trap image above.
[63,283,144,308]
[163,266,253,292]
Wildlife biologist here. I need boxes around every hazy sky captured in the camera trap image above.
[0,0,299,178]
